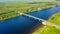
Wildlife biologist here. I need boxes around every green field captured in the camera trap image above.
[48,12,60,24]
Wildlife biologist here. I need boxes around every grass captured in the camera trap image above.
[48,12,60,24]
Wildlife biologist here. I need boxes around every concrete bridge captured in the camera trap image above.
[20,13,60,29]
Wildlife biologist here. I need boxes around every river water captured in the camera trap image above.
[0,6,60,34]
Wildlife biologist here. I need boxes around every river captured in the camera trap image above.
[0,6,60,34]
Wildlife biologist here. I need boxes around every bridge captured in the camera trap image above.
[19,13,60,29]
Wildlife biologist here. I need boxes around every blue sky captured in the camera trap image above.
[0,0,58,2]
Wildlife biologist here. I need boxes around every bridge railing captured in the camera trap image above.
[19,13,60,29]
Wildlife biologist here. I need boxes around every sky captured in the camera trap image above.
[0,0,59,2]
